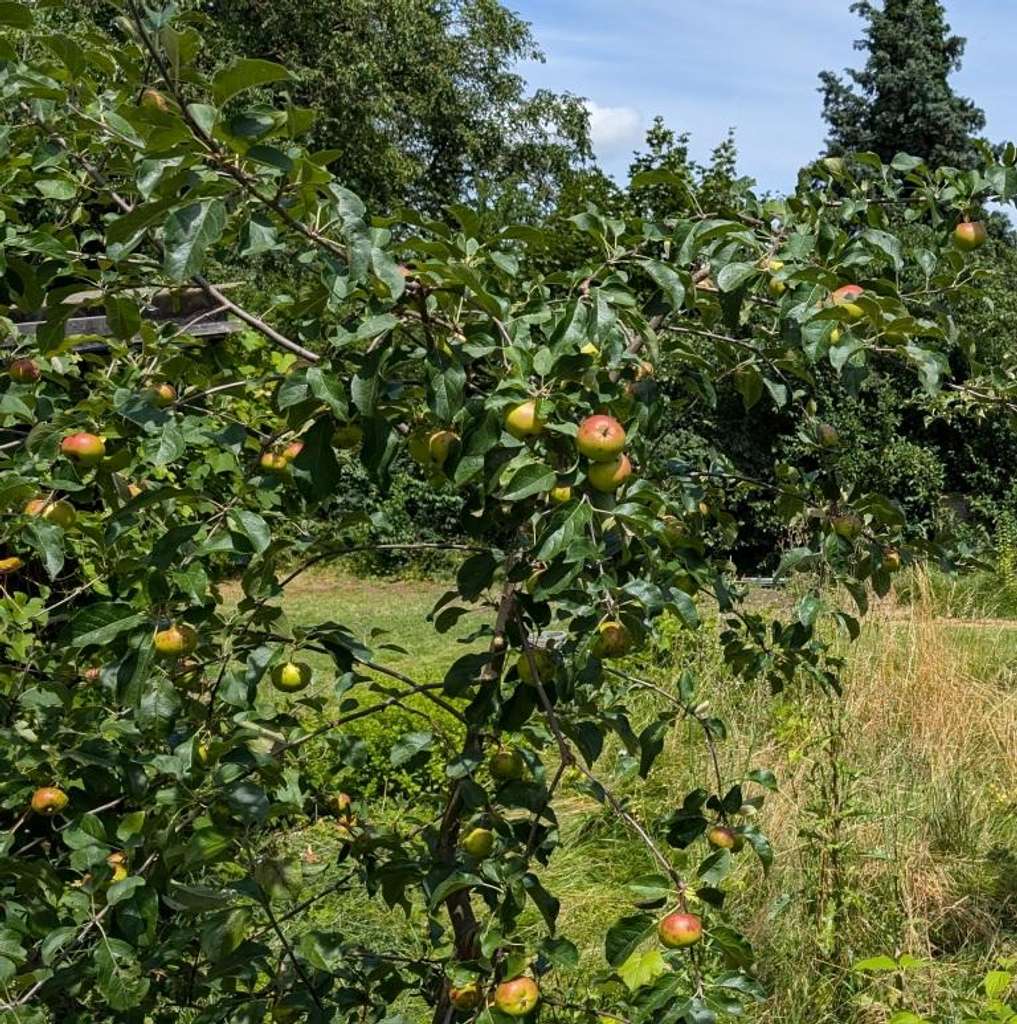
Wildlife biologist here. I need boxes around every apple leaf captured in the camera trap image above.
[618,947,667,991]
[211,58,293,105]
[605,912,655,967]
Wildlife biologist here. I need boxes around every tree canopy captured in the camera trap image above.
[818,0,986,167]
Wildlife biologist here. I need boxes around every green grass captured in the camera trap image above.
[259,570,1017,1023]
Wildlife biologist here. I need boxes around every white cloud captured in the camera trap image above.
[586,101,644,155]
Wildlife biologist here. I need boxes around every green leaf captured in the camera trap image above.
[390,731,433,767]
[163,200,226,282]
[501,461,556,502]
[717,262,759,293]
[604,912,655,967]
[68,603,147,649]
[230,510,271,554]
[212,58,293,105]
[643,260,685,309]
[106,876,145,907]
[617,947,667,991]
[95,941,150,1011]
[853,955,900,972]
[0,1,32,27]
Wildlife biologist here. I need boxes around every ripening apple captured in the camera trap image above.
[327,792,354,817]
[24,497,76,529]
[549,484,572,504]
[153,623,198,658]
[516,649,556,686]
[831,513,863,540]
[60,432,106,466]
[0,555,24,574]
[410,429,458,469]
[282,441,304,462]
[592,620,632,660]
[768,276,787,297]
[576,414,626,461]
[462,827,495,859]
[140,88,170,111]
[82,666,102,684]
[830,326,843,345]
[883,547,901,572]
[334,423,364,450]
[31,786,69,816]
[816,423,840,449]
[148,382,176,408]
[8,357,40,382]
[707,825,744,852]
[271,661,312,693]
[953,220,987,252]
[658,911,703,948]
[588,453,632,493]
[260,451,291,476]
[106,851,128,882]
[505,399,546,440]
[449,981,483,1012]
[580,342,600,358]
[831,284,865,320]
[493,977,540,1017]
[489,748,525,781]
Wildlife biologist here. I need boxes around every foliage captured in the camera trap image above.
[1,5,1017,1024]
[163,0,592,217]
[819,0,987,168]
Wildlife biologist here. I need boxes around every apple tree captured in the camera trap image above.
[1,4,1015,1023]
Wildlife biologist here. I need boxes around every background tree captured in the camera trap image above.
[185,0,593,215]
[818,0,986,167]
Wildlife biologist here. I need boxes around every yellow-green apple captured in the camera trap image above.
[148,382,176,407]
[516,649,556,685]
[576,414,626,461]
[816,423,840,448]
[8,357,40,382]
[140,88,170,111]
[883,548,901,571]
[549,484,572,504]
[592,620,632,659]
[831,513,863,540]
[153,623,198,658]
[953,220,987,252]
[489,748,524,781]
[260,451,291,476]
[493,978,540,1017]
[24,497,76,529]
[831,284,865,320]
[60,432,105,465]
[658,912,703,948]
[462,827,495,858]
[707,825,744,852]
[271,661,312,693]
[505,400,545,440]
[31,786,69,816]
[0,555,24,574]
[449,982,483,1012]
[588,454,632,493]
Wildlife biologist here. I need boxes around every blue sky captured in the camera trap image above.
[508,1,1014,193]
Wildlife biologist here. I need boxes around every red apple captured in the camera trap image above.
[505,400,545,440]
[30,786,69,816]
[8,357,40,383]
[658,912,703,948]
[576,415,626,461]
[60,432,106,466]
[493,977,539,1017]
[953,221,987,252]
[831,284,865,321]
[587,453,632,493]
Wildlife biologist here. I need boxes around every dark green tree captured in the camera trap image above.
[198,0,592,214]
[819,0,986,167]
